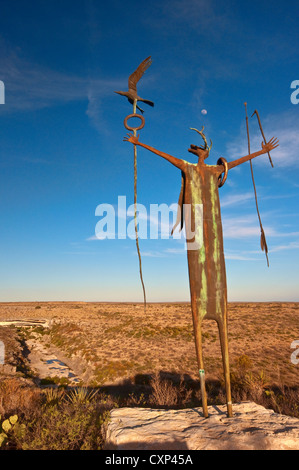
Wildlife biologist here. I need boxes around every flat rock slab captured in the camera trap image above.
[105,402,299,450]
[0,320,50,328]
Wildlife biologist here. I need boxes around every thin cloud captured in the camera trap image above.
[222,214,271,239]
[221,192,253,208]
[0,38,123,134]
[164,248,186,255]
[225,253,259,261]
[269,241,299,253]
[62,251,99,255]
[221,209,295,240]
[141,251,166,258]
[87,233,116,241]
[220,189,294,210]
[152,0,233,39]
[228,110,299,168]
[223,211,298,240]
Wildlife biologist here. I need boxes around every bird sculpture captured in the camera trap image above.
[115,56,154,114]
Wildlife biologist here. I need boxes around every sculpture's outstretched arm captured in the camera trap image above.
[124,133,187,171]
[226,137,279,171]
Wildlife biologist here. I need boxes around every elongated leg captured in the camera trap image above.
[217,318,233,417]
[191,307,209,418]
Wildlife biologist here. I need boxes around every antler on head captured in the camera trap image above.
[190,127,213,153]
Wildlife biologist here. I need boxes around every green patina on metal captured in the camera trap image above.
[184,164,226,321]
[200,270,208,317]
[209,176,224,316]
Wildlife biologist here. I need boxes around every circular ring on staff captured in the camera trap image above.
[124,114,145,132]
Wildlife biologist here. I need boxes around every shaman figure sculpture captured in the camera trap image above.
[124,128,279,418]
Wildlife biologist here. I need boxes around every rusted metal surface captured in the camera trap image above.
[115,56,154,114]
[189,126,213,154]
[124,128,279,418]
[252,109,274,168]
[124,113,145,131]
[217,157,228,188]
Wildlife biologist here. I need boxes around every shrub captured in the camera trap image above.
[19,402,105,450]
[149,373,193,408]
[0,379,42,419]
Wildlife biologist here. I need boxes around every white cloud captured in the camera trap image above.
[222,214,272,239]
[141,251,166,258]
[225,253,259,261]
[221,192,254,208]
[164,248,186,255]
[222,210,299,240]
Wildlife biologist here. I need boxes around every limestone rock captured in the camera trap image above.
[104,401,299,450]
[0,364,17,375]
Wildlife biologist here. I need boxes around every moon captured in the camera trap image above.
[201,109,208,115]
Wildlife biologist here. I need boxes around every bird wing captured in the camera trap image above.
[128,56,152,92]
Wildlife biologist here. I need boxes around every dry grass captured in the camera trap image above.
[148,372,193,408]
[0,302,298,389]
[0,302,298,413]
[0,301,298,450]
[0,378,42,419]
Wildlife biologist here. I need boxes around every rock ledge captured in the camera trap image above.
[105,401,299,450]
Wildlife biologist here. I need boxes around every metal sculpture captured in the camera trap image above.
[117,57,279,418]
[124,126,279,419]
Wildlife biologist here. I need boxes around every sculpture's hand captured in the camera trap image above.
[123,133,140,145]
[262,137,279,153]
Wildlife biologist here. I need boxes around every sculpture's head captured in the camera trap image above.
[188,127,212,161]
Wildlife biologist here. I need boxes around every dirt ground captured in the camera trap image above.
[0,302,298,388]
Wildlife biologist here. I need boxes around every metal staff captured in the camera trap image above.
[124,105,147,313]
[121,57,154,313]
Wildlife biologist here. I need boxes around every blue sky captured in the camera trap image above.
[0,0,298,302]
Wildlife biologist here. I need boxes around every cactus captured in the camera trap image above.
[0,415,20,448]
[9,415,18,425]
[0,431,7,447]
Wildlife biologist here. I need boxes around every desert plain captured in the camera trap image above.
[0,301,298,390]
